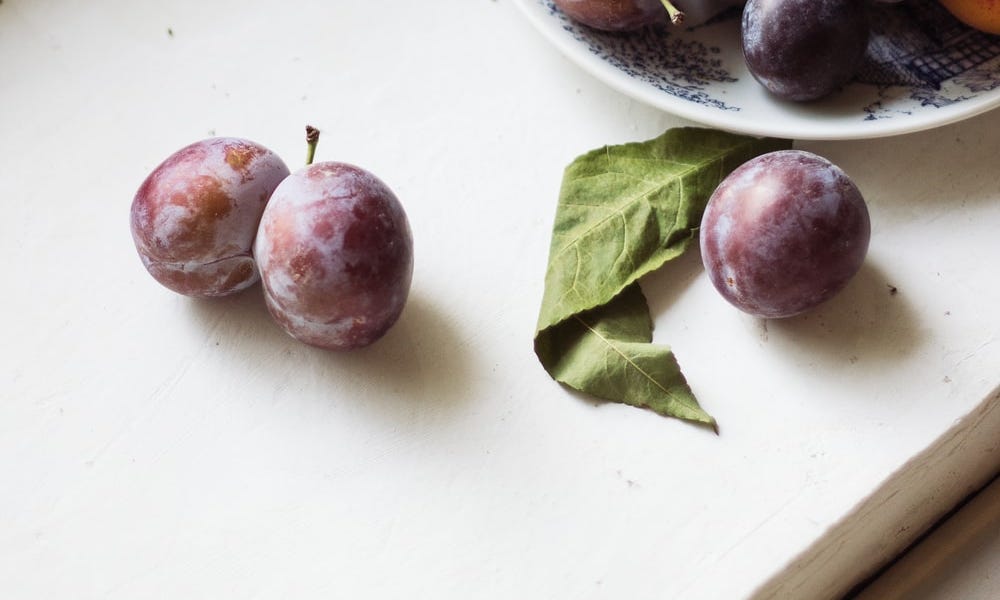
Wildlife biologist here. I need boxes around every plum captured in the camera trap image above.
[742,0,870,101]
[130,137,290,297]
[553,0,744,31]
[699,150,870,318]
[552,0,675,31]
[254,158,413,350]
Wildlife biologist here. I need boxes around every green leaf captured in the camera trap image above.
[536,284,715,429]
[534,128,792,428]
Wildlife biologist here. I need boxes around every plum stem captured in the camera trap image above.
[660,0,684,25]
[305,125,320,166]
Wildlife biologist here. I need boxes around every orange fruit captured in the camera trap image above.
[939,0,1000,34]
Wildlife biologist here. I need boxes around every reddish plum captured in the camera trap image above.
[552,0,673,31]
[130,137,290,297]
[255,162,413,350]
[553,0,741,30]
[699,150,870,318]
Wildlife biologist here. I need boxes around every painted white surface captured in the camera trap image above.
[856,477,1000,600]
[0,1,997,599]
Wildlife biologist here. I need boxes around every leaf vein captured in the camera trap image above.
[573,314,688,409]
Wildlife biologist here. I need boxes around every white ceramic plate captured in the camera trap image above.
[515,0,1000,140]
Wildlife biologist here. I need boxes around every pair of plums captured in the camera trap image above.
[129,133,413,350]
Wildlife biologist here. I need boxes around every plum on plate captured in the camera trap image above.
[552,0,674,31]
[742,0,870,101]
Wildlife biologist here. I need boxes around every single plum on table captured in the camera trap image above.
[130,137,290,297]
[699,150,870,318]
[255,131,413,350]
[742,0,870,101]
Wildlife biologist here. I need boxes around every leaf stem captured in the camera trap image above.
[660,0,684,25]
[305,125,320,166]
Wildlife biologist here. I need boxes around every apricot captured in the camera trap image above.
[939,0,1000,34]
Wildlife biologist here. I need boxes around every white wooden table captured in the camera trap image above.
[856,475,1000,599]
[1,1,997,598]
